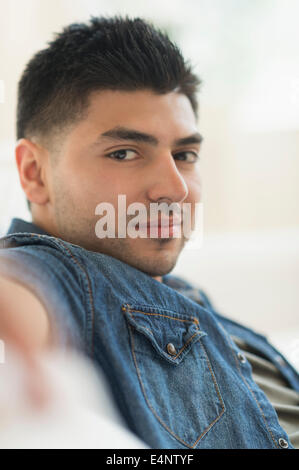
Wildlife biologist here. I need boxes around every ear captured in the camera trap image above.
[15,138,50,205]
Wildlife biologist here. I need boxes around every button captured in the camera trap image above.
[167,343,177,356]
[278,438,289,449]
[237,352,246,363]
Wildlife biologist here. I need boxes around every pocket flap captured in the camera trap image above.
[122,303,207,365]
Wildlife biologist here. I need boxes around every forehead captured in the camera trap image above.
[81,89,198,141]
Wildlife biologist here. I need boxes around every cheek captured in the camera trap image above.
[72,166,134,212]
[186,173,202,204]
[184,179,202,232]
[61,162,106,199]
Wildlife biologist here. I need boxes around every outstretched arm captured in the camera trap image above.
[0,275,56,408]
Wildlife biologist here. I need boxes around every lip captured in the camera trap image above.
[139,218,182,229]
[146,223,181,229]
[136,220,182,239]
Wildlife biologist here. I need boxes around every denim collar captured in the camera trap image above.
[7,218,50,236]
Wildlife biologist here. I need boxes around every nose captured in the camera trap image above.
[146,153,189,204]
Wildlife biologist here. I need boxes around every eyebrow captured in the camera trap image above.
[92,126,203,147]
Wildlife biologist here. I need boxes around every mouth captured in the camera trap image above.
[137,218,182,238]
[141,215,182,227]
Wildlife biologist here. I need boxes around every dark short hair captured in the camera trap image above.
[17,15,202,210]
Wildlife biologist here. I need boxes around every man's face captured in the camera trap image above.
[45,89,202,278]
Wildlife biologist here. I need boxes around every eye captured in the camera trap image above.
[174,151,199,163]
[105,149,138,161]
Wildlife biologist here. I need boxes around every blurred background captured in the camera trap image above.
[0,0,298,369]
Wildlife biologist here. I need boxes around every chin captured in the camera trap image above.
[133,254,179,277]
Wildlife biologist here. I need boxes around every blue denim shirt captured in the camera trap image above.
[0,218,298,449]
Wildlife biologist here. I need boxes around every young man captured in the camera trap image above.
[0,15,298,449]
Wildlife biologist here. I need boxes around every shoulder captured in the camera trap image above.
[165,273,268,341]
[0,232,96,352]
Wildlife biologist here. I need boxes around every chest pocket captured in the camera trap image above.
[122,303,225,448]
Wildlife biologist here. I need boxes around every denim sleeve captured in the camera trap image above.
[0,245,87,353]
